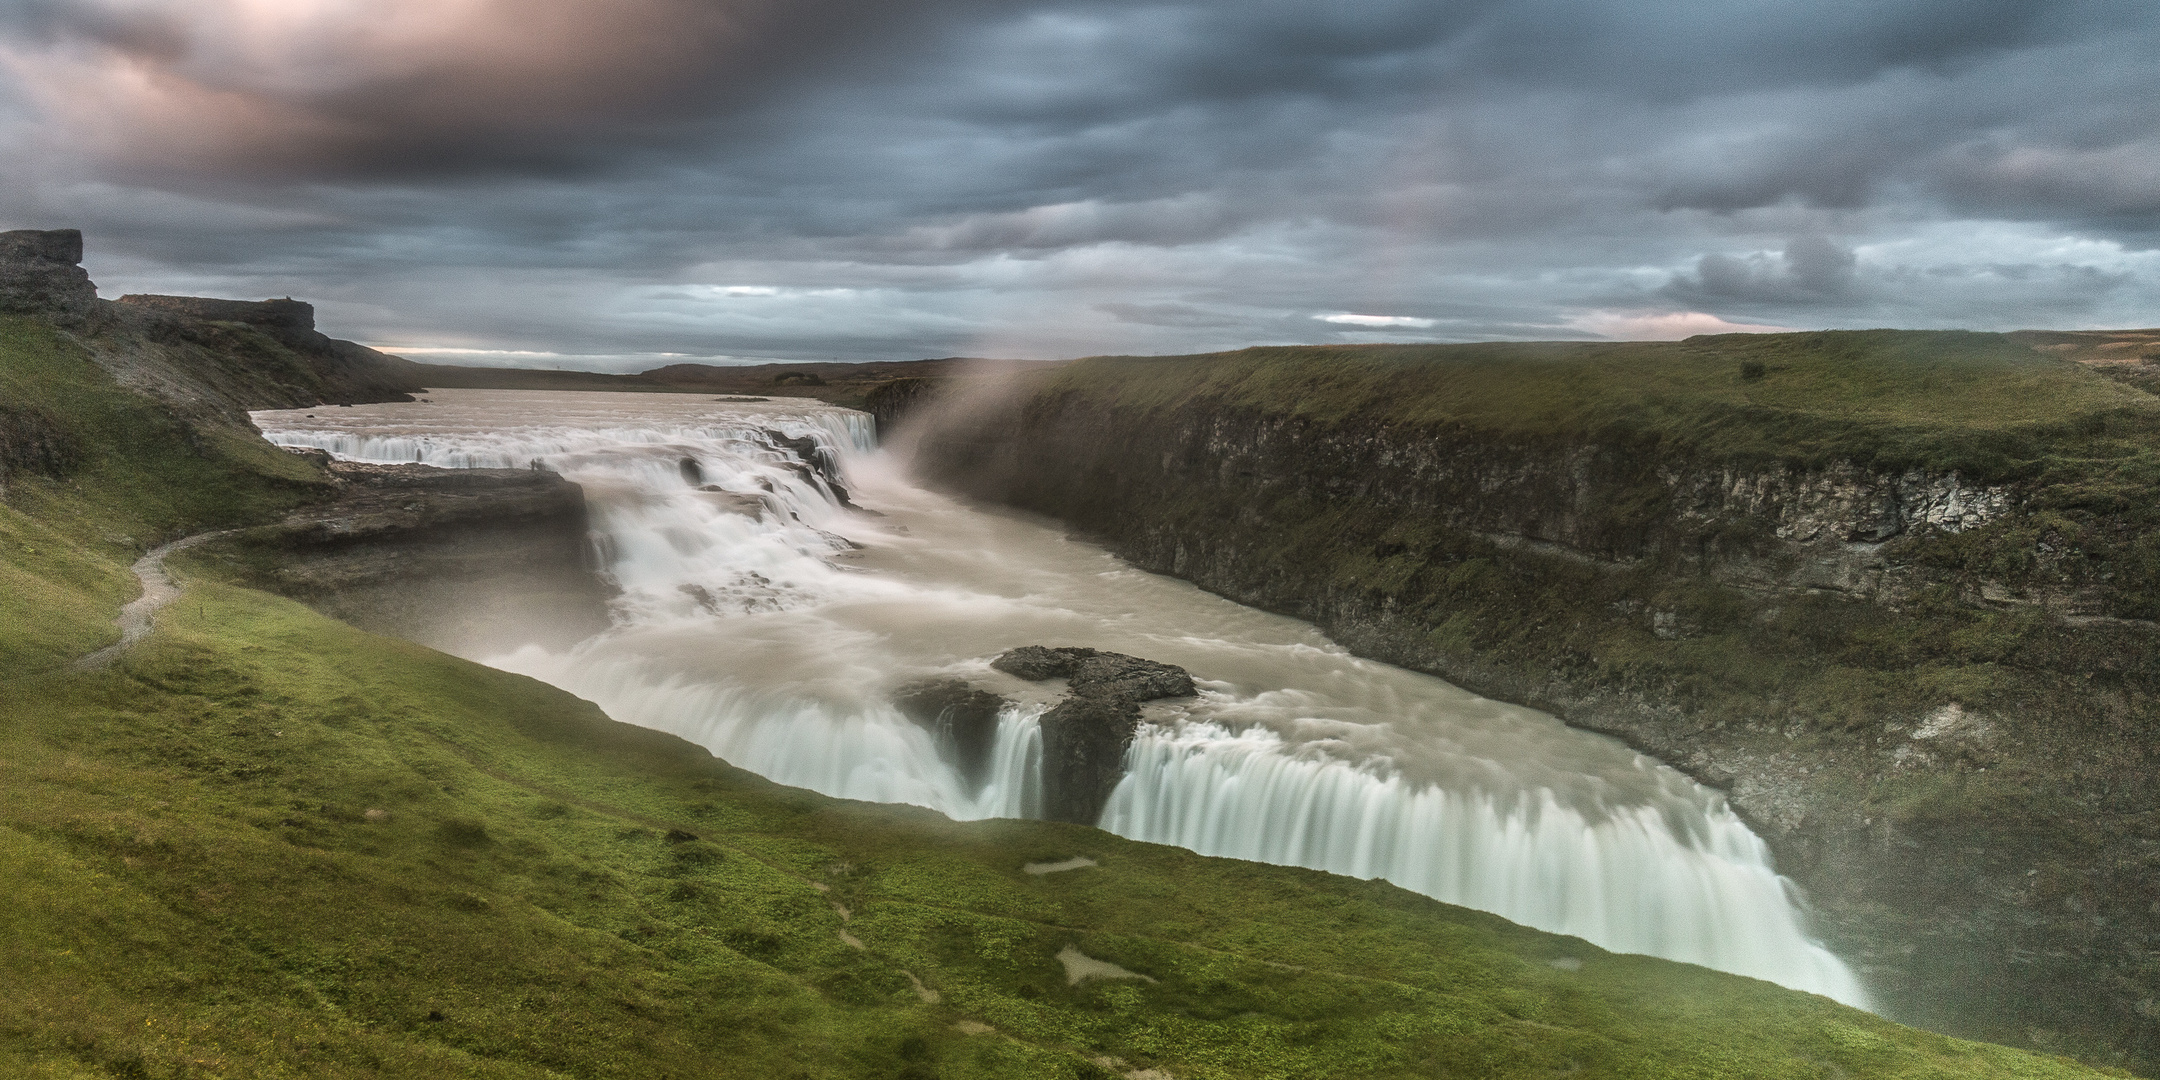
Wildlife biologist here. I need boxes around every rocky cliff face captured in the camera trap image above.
[0,229,424,414]
[107,293,426,409]
[0,229,99,316]
[207,455,611,656]
[913,389,2160,1071]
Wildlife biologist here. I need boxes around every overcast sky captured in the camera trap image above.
[2,0,2155,367]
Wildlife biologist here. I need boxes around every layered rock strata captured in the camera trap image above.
[0,229,99,316]
[210,456,610,655]
[892,678,1009,790]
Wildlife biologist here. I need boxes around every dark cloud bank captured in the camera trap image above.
[2,0,2155,366]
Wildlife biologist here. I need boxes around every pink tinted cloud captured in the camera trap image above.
[2,0,891,176]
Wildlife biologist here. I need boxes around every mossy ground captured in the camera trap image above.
[0,317,2127,1077]
[1056,332,2160,477]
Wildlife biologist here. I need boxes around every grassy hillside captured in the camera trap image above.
[1054,332,2160,481]
[0,316,2125,1077]
[0,317,330,675]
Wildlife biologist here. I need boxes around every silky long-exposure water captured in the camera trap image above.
[255,388,1868,1006]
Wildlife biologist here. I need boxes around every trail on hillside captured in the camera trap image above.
[74,531,231,670]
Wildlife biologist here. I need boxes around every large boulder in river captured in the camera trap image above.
[992,646,1195,700]
[1037,691,1146,824]
[892,679,1008,791]
[994,646,1196,823]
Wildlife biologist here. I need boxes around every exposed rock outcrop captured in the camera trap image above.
[0,229,99,317]
[892,678,1008,789]
[992,646,1197,700]
[993,647,1196,823]
[112,293,425,407]
[760,428,856,506]
[1,229,424,412]
[116,294,317,333]
[207,457,610,655]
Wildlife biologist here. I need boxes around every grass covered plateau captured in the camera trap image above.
[1049,332,2160,476]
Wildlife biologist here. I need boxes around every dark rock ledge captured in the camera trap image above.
[207,455,611,655]
[894,647,1195,824]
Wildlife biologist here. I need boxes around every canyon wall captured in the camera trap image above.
[909,345,2160,1072]
[206,454,612,657]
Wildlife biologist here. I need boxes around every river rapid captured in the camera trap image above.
[254,387,1868,1007]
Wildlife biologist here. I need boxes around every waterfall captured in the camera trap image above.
[254,388,1869,1009]
[1100,721,1863,1002]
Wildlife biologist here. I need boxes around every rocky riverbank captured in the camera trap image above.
[906,337,2160,1072]
[201,455,611,656]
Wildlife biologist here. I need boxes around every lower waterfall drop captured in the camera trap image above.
[1099,721,1864,1002]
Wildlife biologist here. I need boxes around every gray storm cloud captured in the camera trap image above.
[0,0,2154,363]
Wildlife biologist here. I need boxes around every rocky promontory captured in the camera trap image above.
[0,229,99,316]
[206,455,611,655]
[992,647,1196,823]
[0,229,425,414]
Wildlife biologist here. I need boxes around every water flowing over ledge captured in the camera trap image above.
[254,388,1868,1007]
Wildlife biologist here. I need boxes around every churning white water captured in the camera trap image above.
[255,388,1867,1007]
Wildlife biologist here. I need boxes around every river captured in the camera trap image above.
[254,387,1867,1006]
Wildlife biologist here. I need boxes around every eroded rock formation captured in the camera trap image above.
[0,229,99,316]
[0,229,424,412]
[208,456,610,655]
[992,646,1196,823]
[892,678,1008,790]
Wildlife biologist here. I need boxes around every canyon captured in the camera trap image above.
[903,341,2160,1067]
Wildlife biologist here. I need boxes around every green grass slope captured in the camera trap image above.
[0,317,2123,1078]
[0,316,330,675]
[1055,332,2160,479]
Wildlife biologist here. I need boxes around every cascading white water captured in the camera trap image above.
[1103,722,1857,995]
[255,388,1868,1007]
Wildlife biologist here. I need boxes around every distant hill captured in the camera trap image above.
[408,356,1065,415]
